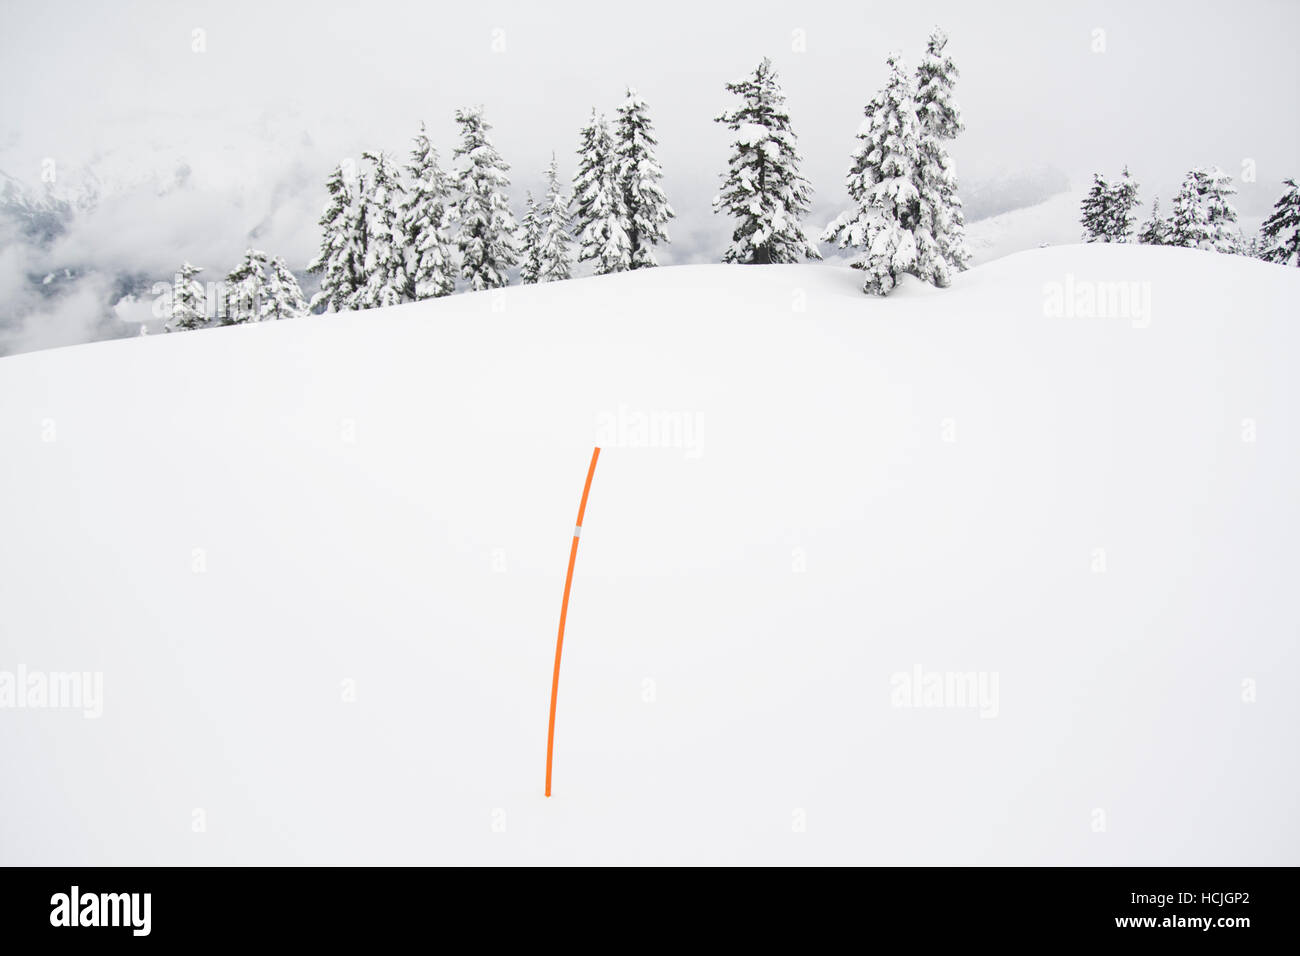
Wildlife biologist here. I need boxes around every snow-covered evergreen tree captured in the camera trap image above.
[224,249,269,324]
[535,154,574,282]
[614,88,673,269]
[1080,173,1113,242]
[308,162,367,311]
[518,191,544,284]
[224,249,309,322]
[264,255,310,319]
[713,58,821,264]
[1109,166,1139,242]
[167,262,208,331]
[1137,197,1169,245]
[1168,166,1240,253]
[822,54,921,294]
[401,125,457,299]
[913,28,969,273]
[1259,178,1300,267]
[452,107,518,291]
[572,109,630,275]
[1082,168,1140,242]
[355,150,408,309]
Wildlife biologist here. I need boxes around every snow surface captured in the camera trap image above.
[1,245,1297,865]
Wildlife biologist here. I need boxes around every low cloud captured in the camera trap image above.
[0,270,122,355]
[0,112,338,355]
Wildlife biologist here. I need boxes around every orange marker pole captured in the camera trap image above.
[545,446,601,797]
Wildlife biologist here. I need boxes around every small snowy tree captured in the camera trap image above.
[1080,174,1112,242]
[1108,166,1139,242]
[1169,166,1240,253]
[713,58,821,264]
[822,55,921,295]
[1083,168,1140,242]
[168,262,208,331]
[452,107,518,291]
[264,255,309,319]
[913,28,969,273]
[355,150,408,309]
[1137,197,1169,246]
[518,191,544,284]
[401,125,457,299]
[1259,178,1300,267]
[535,154,574,282]
[224,249,270,324]
[615,88,673,269]
[225,250,308,322]
[572,110,630,275]
[308,162,367,311]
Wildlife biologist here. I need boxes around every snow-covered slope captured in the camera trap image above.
[966,190,1086,264]
[1,246,1297,865]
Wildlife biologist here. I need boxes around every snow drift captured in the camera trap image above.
[1,244,1297,864]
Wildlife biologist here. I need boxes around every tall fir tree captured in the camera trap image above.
[913,28,969,274]
[167,262,208,331]
[452,106,518,291]
[1137,196,1169,245]
[224,249,270,324]
[1168,166,1240,253]
[401,125,457,299]
[308,162,367,311]
[356,150,408,309]
[614,88,673,269]
[822,55,922,295]
[535,154,574,282]
[713,57,821,264]
[1259,178,1300,267]
[572,110,631,275]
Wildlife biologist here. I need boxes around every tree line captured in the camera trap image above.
[160,29,970,333]
[302,28,971,310]
[160,29,1300,333]
[1080,166,1300,265]
[306,89,674,313]
[165,252,310,332]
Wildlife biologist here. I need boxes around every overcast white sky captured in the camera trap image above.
[1,0,1297,351]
